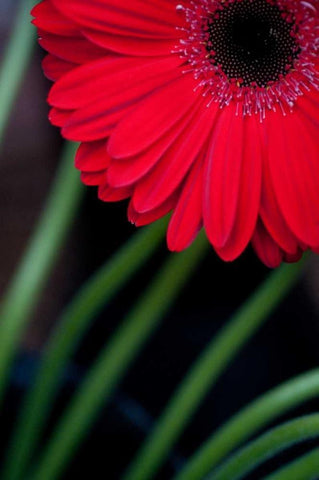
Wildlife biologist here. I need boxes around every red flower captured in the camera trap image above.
[32,0,319,267]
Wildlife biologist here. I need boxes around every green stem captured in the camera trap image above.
[263,448,319,480]
[124,260,306,480]
[0,0,36,145]
[2,219,168,480]
[28,234,208,480]
[174,369,319,480]
[209,414,319,480]
[0,142,83,405]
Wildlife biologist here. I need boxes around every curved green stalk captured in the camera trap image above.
[0,0,36,145]
[124,260,306,480]
[28,234,208,480]
[2,218,169,480]
[174,369,319,480]
[209,414,319,480]
[0,142,84,405]
[263,448,319,480]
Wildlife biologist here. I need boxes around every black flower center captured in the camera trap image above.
[207,0,299,87]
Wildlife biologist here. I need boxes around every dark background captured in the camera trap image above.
[1,2,319,478]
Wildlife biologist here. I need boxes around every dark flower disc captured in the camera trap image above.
[206,0,299,86]
[177,0,318,116]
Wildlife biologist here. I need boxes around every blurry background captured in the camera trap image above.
[1,2,319,478]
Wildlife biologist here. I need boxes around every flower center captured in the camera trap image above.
[176,0,319,118]
[207,0,298,87]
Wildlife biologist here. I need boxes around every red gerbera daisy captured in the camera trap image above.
[32,0,319,267]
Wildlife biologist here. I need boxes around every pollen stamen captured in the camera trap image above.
[175,0,319,118]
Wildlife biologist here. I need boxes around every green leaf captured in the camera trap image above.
[0,143,83,406]
[125,260,306,480]
[209,414,319,480]
[263,448,319,480]
[2,218,168,480]
[28,234,208,480]
[0,0,36,145]
[174,368,319,480]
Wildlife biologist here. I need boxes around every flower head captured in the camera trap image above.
[32,0,319,267]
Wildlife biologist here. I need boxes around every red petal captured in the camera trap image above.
[284,250,303,264]
[212,115,262,261]
[258,120,300,255]
[267,107,319,248]
[108,74,198,158]
[83,30,176,57]
[128,193,177,227]
[132,100,217,212]
[48,55,183,110]
[61,102,133,142]
[203,103,244,248]
[167,156,204,251]
[32,0,78,36]
[300,87,319,126]
[107,96,204,188]
[38,31,109,64]
[60,65,184,142]
[75,141,111,172]
[80,171,106,186]
[98,184,132,202]
[42,54,76,81]
[49,107,74,127]
[252,220,283,268]
[51,0,182,38]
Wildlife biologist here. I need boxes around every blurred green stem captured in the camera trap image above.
[209,414,319,480]
[0,0,36,145]
[175,369,319,480]
[124,260,306,480]
[263,448,319,480]
[0,142,83,405]
[28,234,208,480]
[2,218,168,480]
